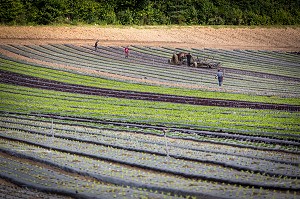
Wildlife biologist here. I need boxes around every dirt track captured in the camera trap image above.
[0,26,300,51]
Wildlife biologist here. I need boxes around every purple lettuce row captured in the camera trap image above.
[4,68,299,112]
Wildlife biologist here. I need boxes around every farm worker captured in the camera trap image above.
[216,69,224,86]
[124,46,129,58]
[186,53,192,66]
[94,40,99,51]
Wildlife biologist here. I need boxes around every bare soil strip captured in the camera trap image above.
[0,26,299,51]
[2,70,299,111]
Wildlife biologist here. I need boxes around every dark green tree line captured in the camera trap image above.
[0,0,299,25]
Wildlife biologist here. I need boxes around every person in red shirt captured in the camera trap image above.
[124,46,129,58]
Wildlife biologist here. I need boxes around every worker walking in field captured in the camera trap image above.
[94,40,99,51]
[216,69,224,86]
[124,46,129,58]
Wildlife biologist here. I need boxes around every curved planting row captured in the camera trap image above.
[0,179,70,199]
[1,82,299,140]
[135,45,300,79]
[1,116,298,165]
[2,69,300,111]
[1,122,299,179]
[2,139,294,199]
[1,43,299,199]
[1,54,299,106]
[2,112,299,152]
[1,126,299,191]
[0,151,174,199]
[1,44,299,96]
[28,44,300,95]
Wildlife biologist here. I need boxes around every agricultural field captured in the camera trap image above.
[0,40,300,199]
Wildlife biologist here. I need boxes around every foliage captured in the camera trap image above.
[0,0,299,25]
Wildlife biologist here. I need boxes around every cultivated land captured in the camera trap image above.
[0,26,300,51]
[0,26,300,199]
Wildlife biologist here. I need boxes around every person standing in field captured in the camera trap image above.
[124,46,129,58]
[186,53,192,66]
[94,40,99,51]
[216,69,224,86]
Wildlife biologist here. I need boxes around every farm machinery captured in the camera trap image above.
[168,52,221,68]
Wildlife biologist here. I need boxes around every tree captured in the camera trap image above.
[33,0,67,25]
[0,0,25,24]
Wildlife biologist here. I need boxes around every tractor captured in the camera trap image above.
[168,53,221,68]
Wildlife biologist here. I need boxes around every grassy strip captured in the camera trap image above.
[1,57,299,105]
[1,83,299,136]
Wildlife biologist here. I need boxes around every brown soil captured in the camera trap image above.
[0,26,300,51]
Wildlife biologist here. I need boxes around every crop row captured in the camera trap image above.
[0,151,173,199]
[1,44,299,96]
[1,137,299,199]
[0,179,69,199]
[61,44,300,94]
[1,83,299,138]
[4,120,300,176]
[3,69,299,112]
[3,112,299,153]
[1,85,299,139]
[1,55,299,106]
[86,44,300,91]
[1,115,299,164]
[1,125,299,190]
[151,46,300,75]
[127,45,299,79]
[1,119,299,178]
